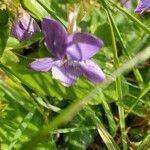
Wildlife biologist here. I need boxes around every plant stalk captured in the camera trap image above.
[101,0,127,149]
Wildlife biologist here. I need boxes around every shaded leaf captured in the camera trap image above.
[0,9,10,56]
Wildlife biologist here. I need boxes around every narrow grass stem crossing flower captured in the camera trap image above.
[11,10,40,40]
[29,17,105,87]
[135,0,150,14]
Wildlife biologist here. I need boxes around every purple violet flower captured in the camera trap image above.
[120,0,131,9]
[29,17,105,87]
[135,0,150,14]
[11,11,40,40]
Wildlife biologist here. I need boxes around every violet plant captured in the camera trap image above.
[0,0,150,150]
[135,0,150,14]
[29,17,105,87]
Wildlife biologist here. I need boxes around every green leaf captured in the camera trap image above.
[62,108,97,150]
[0,79,45,149]
[6,37,20,49]
[97,122,120,150]
[94,23,112,47]
[124,94,147,118]
[99,91,117,136]
[36,0,67,25]
[21,0,67,26]
[6,32,43,50]
[20,0,50,20]
[0,9,10,56]
[137,134,150,150]
[56,0,80,4]
[13,67,95,100]
[0,49,19,66]
[124,82,150,117]
[0,80,33,111]
[0,62,95,101]
[8,108,36,150]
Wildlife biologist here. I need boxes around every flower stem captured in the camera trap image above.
[67,4,77,34]
[107,11,127,150]
[101,0,127,149]
[105,7,144,89]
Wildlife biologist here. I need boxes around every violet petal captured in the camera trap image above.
[66,32,104,61]
[28,58,54,72]
[11,21,26,40]
[80,60,105,83]
[42,17,67,59]
[11,11,40,40]
[135,0,150,14]
[52,60,80,87]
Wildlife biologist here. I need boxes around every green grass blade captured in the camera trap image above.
[32,94,61,113]
[139,81,150,99]
[108,0,150,34]
[36,0,67,27]
[101,1,127,149]
[0,81,32,111]
[104,8,144,89]
[0,63,45,97]
[125,81,150,117]
[137,133,150,150]
[51,126,96,134]
[99,91,117,136]
[8,108,36,150]
[97,122,120,150]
